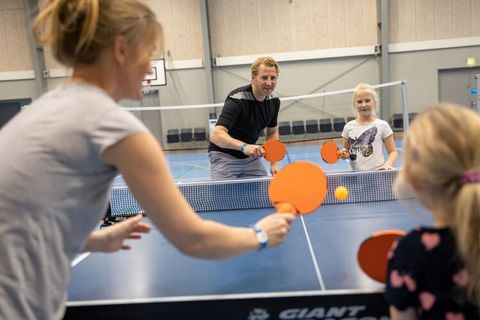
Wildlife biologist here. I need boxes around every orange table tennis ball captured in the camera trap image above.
[335,186,348,201]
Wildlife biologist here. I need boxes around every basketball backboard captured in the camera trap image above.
[142,59,166,87]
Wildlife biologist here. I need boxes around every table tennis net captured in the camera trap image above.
[108,169,413,217]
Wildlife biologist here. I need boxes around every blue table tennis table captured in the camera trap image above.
[64,171,431,320]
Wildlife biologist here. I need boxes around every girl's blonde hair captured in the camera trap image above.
[33,0,162,66]
[396,104,480,304]
[352,83,380,117]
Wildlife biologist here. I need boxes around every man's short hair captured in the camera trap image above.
[251,57,280,76]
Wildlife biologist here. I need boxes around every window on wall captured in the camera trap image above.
[0,99,31,129]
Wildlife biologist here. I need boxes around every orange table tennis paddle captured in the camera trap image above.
[320,141,343,164]
[268,161,327,215]
[357,229,406,283]
[263,139,286,163]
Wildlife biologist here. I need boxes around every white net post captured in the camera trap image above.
[400,80,409,133]
[476,74,480,113]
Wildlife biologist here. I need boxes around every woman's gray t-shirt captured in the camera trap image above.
[0,82,148,319]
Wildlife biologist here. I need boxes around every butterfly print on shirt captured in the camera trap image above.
[349,127,378,158]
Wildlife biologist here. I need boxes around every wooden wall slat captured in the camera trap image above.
[363,0,377,45]
[397,0,416,42]
[452,0,470,38]
[2,0,480,71]
[3,0,22,10]
[389,0,399,43]
[189,0,202,59]
[434,0,453,40]
[275,0,293,53]
[170,0,202,60]
[0,11,8,70]
[257,0,277,54]
[291,0,310,50]
[472,0,480,36]
[208,0,224,57]
[222,0,243,57]
[309,0,329,49]
[241,0,260,55]
[5,9,30,70]
[345,0,365,47]
[326,0,346,48]
[416,0,434,40]
[151,0,174,58]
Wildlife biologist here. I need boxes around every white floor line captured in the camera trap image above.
[300,215,326,290]
[71,252,91,267]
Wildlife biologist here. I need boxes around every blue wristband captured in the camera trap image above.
[250,224,268,250]
[240,143,248,153]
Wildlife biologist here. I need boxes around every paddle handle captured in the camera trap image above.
[275,202,298,214]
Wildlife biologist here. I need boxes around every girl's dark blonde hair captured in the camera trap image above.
[33,0,162,66]
[396,104,480,305]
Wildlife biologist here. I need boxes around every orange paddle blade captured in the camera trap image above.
[357,229,406,283]
[268,161,327,215]
[320,141,340,164]
[263,139,286,163]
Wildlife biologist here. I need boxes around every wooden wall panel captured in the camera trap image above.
[241,0,260,55]
[171,0,202,59]
[416,0,434,40]
[257,0,277,54]
[221,0,243,56]
[2,0,480,72]
[472,0,480,36]
[208,0,379,57]
[291,0,311,50]
[452,0,470,38]
[326,0,346,48]
[0,11,8,70]
[389,0,399,43]
[345,0,365,47]
[274,1,292,53]
[2,8,30,71]
[434,0,453,39]
[1,0,22,9]
[0,0,31,72]
[146,0,172,58]
[207,0,224,57]
[363,0,378,44]
[309,0,329,49]
[397,0,416,42]
[390,0,479,44]
[147,0,203,60]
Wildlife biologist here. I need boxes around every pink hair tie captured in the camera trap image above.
[460,170,480,186]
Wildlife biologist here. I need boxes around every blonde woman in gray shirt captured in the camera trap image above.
[0,1,295,319]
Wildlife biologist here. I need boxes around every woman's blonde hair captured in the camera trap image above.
[33,0,162,66]
[396,104,480,304]
[352,83,380,117]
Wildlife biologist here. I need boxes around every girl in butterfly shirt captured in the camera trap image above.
[340,83,398,171]
[385,104,480,319]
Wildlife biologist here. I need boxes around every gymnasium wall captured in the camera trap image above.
[0,0,479,146]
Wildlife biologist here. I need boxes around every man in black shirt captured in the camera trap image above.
[208,57,281,179]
